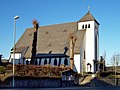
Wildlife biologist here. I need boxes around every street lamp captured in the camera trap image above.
[13,15,19,87]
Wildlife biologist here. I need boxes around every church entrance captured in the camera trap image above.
[87,63,92,72]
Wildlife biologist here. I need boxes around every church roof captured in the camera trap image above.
[79,11,99,25]
[14,22,85,58]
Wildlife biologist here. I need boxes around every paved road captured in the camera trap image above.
[39,86,120,90]
[3,86,120,90]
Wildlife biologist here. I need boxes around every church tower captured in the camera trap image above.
[78,10,100,73]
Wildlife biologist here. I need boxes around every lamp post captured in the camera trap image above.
[13,15,19,87]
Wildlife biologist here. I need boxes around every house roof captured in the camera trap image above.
[11,47,28,53]
[14,22,86,58]
[79,11,99,25]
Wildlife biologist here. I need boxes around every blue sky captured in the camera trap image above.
[0,0,120,65]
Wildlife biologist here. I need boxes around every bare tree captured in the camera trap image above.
[110,53,120,85]
[111,53,120,66]
[103,50,106,60]
[30,20,39,64]
[69,33,77,70]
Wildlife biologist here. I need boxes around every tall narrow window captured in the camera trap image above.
[85,24,87,28]
[82,25,84,29]
[88,24,90,28]
[64,58,68,65]
[54,58,57,66]
[39,58,41,65]
[26,60,29,65]
[44,59,47,65]
[58,58,61,66]
[35,59,38,65]
[84,50,86,59]
[49,58,51,64]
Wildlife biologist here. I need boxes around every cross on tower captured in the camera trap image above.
[88,5,90,11]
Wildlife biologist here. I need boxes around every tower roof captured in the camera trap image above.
[79,11,99,25]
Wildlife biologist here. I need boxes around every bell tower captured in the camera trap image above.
[78,10,100,73]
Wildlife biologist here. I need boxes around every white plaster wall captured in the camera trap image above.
[61,58,65,65]
[9,53,22,64]
[74,54,80,73]
[67,58,70,66]
[51,58,59,66]
[78,21,99,73]
[46,58,49,64]
[56,58,59,66]
[41,58,45,65]
[80,32,86,73]
[10,53,21,59]
[86,21,95,72]
[94,22,99,61]
[51,58,55,66]
[37,58,40,65]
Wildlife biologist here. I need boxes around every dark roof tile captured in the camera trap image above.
[14,22,85,58]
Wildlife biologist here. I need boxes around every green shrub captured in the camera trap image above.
[0,66,5,74]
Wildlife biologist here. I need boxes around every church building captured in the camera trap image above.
[9,10,100,73]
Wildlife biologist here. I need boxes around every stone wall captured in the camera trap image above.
[0,76,61,88]
[0,76,75,88]
[82,77,120,87]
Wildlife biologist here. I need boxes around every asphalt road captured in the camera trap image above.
[3,86,120,90]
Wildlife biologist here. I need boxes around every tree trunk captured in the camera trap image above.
[30,20,39,64]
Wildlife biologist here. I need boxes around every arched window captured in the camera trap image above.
[82,25,84,29]
[85,24,87,28]
[44,59,47,65]
[64,58,68,65]
[54,58,57,66]
[88,24,90,28]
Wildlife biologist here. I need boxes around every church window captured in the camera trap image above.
[58,58,61,66]
[54,58,57,66]
[44,59,47,65]
[85,24,87,28]
[84,50,86,59]
[39,58,41,65]
[26,60,29,65]
[88,24,90,28]
[64,58,68,65]
[49,58,51,64]
[82,25,84,29]
[35,59,38,65]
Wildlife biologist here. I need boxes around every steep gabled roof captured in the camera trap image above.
[14,22,86,58]
[79,11,99,25]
